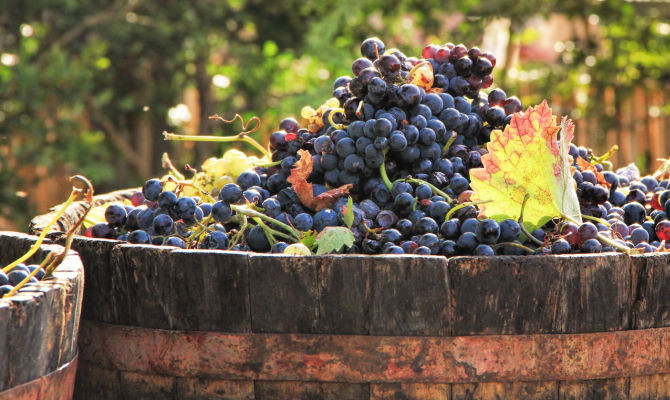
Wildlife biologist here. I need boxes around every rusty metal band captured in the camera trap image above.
[0,355,78,400]
[79,319,670,383]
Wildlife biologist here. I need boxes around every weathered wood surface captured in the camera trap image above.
[0,356,78,400]
[78,320,670,383]
[0,231,83,398]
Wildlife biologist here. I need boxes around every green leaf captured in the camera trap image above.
[342,197,354,228]
[299,230,317,249]
[314,226,354,255]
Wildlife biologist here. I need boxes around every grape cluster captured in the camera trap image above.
[0,264,44,297]
[88,37,670,256]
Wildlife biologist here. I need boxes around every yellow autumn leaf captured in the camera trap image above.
[470,100,582,231]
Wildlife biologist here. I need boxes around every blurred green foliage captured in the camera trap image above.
[1,0,669,227]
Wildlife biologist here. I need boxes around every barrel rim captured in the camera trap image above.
[0,354,78,400]
[0,231,84,305]
[0,231,84,391]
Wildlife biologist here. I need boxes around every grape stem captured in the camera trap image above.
[186,215,213,244]
[560,212,632,254]
[163,131,271,159]
[401,178,454,204]
[3,182,81,273]
[229,216,248,248]
[4,252,57,298]
[444,200,492,221]
[327,108,347,130]
[491,242,536,254]
[232,206,301,241]
[582,214,611,227]
[254,160,282,168]
[161,152,185,181]
[517,194,544,246]
[253,217,278,246]
[379,150,393,191]
[442,133,458,156]
[590,145,618,165]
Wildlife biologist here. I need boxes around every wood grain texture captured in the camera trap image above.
[629,373,670,400]
[317,255,370,335]
[632,253,670,329]
[0,356,77,400]
[249,254,319,333]
[371,383,450,400]
[0,232,83,395]
[449,254,630,336]
[452,381,557,400]
[176,377,254,400]
[558,377,628,400]
[370,255,450,336]
[254,381,369,400]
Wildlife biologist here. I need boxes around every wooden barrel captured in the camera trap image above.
[31,191,670,400]
[0,232,83,400]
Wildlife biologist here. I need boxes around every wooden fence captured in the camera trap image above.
[543,84,669,173]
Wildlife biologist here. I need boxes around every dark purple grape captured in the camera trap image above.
[473,58,493,76]
[551,239,572,254]
[360,37,385,60]
[450,44,468,61]
[476,219,500,244]
[352,57,373,76]
[142,179,163,202]
[503,97,523,115]
[279,117,300,133]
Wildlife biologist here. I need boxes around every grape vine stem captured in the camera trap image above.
[163,131,271,159]
[560,212,632,254]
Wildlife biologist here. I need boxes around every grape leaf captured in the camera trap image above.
[299,229,317,249]
[287,149,353,211]
[315,226,354,255]
[575,157,609,187]
[470,100,582,231]
[341,197,354,228]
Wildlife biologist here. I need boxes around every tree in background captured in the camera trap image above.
[1,0,668,229]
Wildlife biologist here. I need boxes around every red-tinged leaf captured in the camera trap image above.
[287,149,353,211]
[576,157,610,188]
[470,101,582,231]
[285,133,297,141]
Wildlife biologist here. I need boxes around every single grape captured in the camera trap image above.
[476,219,501,244]
[503,97,523,115]
[581,238,602,253]
[0,285,12,297]
[128,230,151,244]
[152,214,174,236]
[474,244,495,256]
[361,37,385,60]
[551,239,572,254]
[7,270,29,286]
[198,231,229,250]
[237,170,262,189]
[294,213,314,231]
[164,237,186,249]
[456,232,478,254]
[142,179,163,202]
[91,223,115,239]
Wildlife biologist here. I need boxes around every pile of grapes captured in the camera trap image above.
[88,38,670,256]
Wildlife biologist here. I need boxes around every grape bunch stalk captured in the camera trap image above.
[87,37,670,256]
[3,176,94,298]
